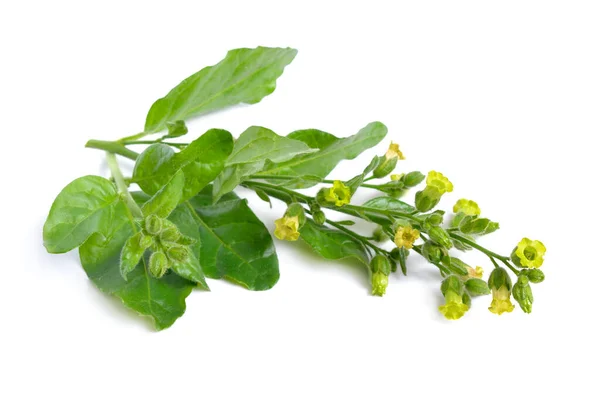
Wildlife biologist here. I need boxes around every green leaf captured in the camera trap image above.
[141,170,184,218]
[212,126,316,201]
[43,176,126,254]
[79,221,194,330]
[133,129,233,201]
[459,216,500,235]
[120,232,149,280]
[361,196,416,225]
[187,185,279,291]
[299,219,370,267]
[345,156,383,194]
[144,47,298,135]
[258,122,388,188]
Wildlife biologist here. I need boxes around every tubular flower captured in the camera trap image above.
[488,267,515,315]
[426,171,453,194]
[467,266,484,279]
[324,180,351,207]
[453,199,481,216]
[274,216,300,241]
[439,275,469,320]
[511,238,546,268]
[385,142,405,160]
[394,225,420,249]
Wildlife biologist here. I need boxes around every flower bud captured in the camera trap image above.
[428,226,453,249]
[512,275,534,313]
[488,267,515,315]
[312,211,326,226]
[285,203,306,227]
[139,234,154,249]
[415,186,442,212]
[159,225,181,243]
[373,142,404,178]
[424,210,444,227]
[372,227,387,243]
[524,268,545,284]
[167,246,190,263]
[317,180,351,207]
[144,214,163,235]
[402,171,425,187]
[511,238,546,268]
[441,256,469,276]
[465,278,490,296]
[439,275,469,320]
[390,247,409,276]
[422,241,444,263]
[149,251,169,278]
[370,255,391,296]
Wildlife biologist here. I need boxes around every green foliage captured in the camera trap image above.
[42,46,545,329]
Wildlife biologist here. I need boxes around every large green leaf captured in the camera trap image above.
[43,176,126,254]
[141,170,184,218]
[299,219,370,267]
[144,47,298,135]
[212,126,315,201]
[79,215,194,331]
[257,122,388,188]
[187,185,279,290]
[361,196,416,226]
[133,129,233,200]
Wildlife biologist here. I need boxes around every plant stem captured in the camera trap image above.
[123,140,188,149]
[248,175,381,190]
[324,217,387,256]
[117,131,149,144]
[86,139,139,160]
[106,153,143,219]
[450,232,519,274]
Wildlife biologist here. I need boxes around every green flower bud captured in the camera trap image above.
[159,225,181,243]
[373,142,404,178]
[524,268,545,284]
[390,247,409,276]
[441,256,469,276]
[167,246,190,263]
[372,227,387,243]
[165,120,188,138]
[465,278,491,296]
[312,211,326,226]
[402,171,425,187]
[424,210,444,227]
[285,202,307,227]
[488,267,513,291]
[144,214,163,235]
[371,272,388,296]
[415,186,442,212]
[139,234,154,249]
[176,235,196,246]
[512,275,534,313]
[149,251,169,278]
[462,292,472,308]
[422,241,445,263]
[428,226,453,249]
[488,267,515,315]
[370,255,391,275]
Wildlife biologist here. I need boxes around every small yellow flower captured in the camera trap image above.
[489,286,515,315]
[325,180,351,207]
[390,174,403,182]
[453,199,481,216]
[385,142,405,160]
[513,238,546,268]
[439,291,469,320]
[467,266,484,279]
[394,225,420,249]
[274,216,300,241]
[426,171,453,194]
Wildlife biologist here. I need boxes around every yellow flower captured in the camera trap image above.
[426,171,453,194]
[489,286,515,315]
[439,291,469,320]
[512,238,546,268]
[274,216,300,241]
[453,199,481,216]
[394,225,420,249]
[467,266,484,279]
[385,142,405,160]
[390,174,403,182]
[325,180,351,207]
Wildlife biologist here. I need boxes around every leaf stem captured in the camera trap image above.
[86,139,139,160]
[122,140,188,149]
[449,232,519,274]
[106,153,143,219]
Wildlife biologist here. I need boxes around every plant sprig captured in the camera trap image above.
[43,46,546,330]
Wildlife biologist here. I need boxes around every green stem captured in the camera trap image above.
[123,140,188,149]
[117,131,150,143]
[86,139,139,160]
[248,175,381,190]
[324,217,387,256]
[450,232,519,274]
[106,153,143,219]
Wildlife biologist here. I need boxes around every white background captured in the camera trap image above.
[1,1,598,391]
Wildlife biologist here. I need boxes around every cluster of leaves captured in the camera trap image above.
[43,47,546,329]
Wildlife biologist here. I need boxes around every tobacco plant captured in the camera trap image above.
[43,47,546,329]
